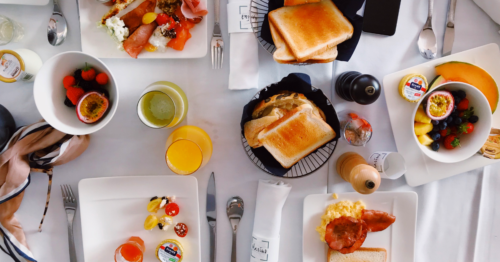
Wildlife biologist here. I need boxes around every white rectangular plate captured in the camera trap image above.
[78,0,207,59]
[0,0,48,5]
[79,176,201,262]
[383,43,500,187]
[303,192,417,262]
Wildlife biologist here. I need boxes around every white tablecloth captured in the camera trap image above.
[0,0,499,261]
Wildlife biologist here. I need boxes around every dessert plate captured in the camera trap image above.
[303,192,417,262]
[383,43,500,187]
[79,176,201,262]
[78,0,207,58]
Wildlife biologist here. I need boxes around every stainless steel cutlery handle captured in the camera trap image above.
[447,0,457,25]
[66,210,77,262]
[425,0,434,28]
[53,0,62,13]
[215,0,220,24]
[231,230,237,262]
[209,223,217,262]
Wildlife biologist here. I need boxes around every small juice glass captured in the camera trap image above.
[115,236,145,262]
[165,126,213,175]
[137,81,188,129]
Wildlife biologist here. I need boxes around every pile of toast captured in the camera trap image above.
[269,0,353,64]
[244,92,336,168]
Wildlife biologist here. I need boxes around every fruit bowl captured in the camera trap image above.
[411,82,492,163]
[34,51,118,135]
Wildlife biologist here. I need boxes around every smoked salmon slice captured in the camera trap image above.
[183,0,208,17]
[123,22,157,58]
[121,0,157,34]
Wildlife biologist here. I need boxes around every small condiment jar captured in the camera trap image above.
[338,111,373,147]
[156,239,184,262]
[96,0,115,6]
[0,49,42,83]
[336,152,381,194]
[115,236,145,262]
[335,71,381,105]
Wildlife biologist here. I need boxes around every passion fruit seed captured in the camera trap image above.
[144,214,158,230]
[147,198,162,213]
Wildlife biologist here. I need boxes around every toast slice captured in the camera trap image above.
[269,21,337,64]
[284,0,321,7]
[328,248,387,262]
[244,108,286,148]
[258,104,336,168]
[269,0,353,62]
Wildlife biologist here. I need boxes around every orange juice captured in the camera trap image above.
[165,126,212,175]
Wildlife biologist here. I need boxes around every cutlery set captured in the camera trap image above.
[418,0,457,59]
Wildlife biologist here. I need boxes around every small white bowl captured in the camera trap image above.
[411,82,492,163]
[34,51,119,135]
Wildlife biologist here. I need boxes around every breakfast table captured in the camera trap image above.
[1,0,500,261]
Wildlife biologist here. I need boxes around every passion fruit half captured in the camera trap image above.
[426,91,454,120]
[76,91,109,124]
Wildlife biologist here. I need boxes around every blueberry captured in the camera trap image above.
[451,91,459,97]
[454,117,462,125]
[439,121,447,130]
[469,115,479,123]
[431,141,440,151]
[430,132,441,141]
[446,116,453,124]
[64,96,74,107]
[431,120,440,126]
[432,125,440,132]
[451,111,459,118]
[454,97,462,105]
[457,90,466,99]
[453,105,457,112]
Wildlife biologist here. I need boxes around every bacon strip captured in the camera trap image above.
[361,209,396,232]
[121,0,157,34]
[123,22,157,58]
[325,216,367,252]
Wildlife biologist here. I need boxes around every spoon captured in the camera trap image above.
[47,0,68,46]
[227,196,244,262]
[417,0,437,59]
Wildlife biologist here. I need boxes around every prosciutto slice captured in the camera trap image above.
[121,0,157,34]
[324,216,368,254]
[181,0,208,19]
[361,209,396,232]
[123,22,157,58]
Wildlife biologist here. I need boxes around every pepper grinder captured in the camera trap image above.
[336,152,381,194]
[335,71,381,105]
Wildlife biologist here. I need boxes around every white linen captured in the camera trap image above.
[251,180,291,262]
[474,0,500,25]
[228,0,259,89]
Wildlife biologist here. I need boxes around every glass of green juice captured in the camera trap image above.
[137,81,188,128]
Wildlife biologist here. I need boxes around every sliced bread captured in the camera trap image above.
[328,248,387,262]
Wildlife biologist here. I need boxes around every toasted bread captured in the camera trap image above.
[328,248,387,262]
[269,0,353,62]
[269,21,337,64]
[284,0,321,6]
[244,108,286,148]
[101,0,137,25]
[252,91,325,120]
[258,104,335,168]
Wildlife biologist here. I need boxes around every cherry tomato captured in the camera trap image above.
[165,202,180,216]
[174,223,188,237]
[156,13,169,26]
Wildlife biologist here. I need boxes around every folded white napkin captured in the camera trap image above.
[228,0,259,90]
[251,180,291,262]
[474,0,500,25]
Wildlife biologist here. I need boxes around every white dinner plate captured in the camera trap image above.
[79,176,201,262]
[0,0,48,5]
[383,43,500,187]
[303,192,417,262]
[78,0,208,59]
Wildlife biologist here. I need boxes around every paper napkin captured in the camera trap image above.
[251,180,291,262]
[227,0,259,90]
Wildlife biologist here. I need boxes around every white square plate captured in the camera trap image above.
[383,44,500,187]
[303,192,417,262]
[79,176,201,262]
[78,0,207,59]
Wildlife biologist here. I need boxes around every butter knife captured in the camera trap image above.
[207,172,217,262]
[443,0,457,56]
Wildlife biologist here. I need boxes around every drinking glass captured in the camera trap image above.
[0,15,24,46]
[137,81,188,128]
[115,236,145,262]
[165,126,213,175]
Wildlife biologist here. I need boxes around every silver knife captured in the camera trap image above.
[443,0,457,56]
[207,172,217,262]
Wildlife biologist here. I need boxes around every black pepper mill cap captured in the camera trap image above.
[350,74,381,105]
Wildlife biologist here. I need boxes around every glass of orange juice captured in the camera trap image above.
[115,236,145,262]
[165,125,213,175]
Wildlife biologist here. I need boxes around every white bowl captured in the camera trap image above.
[34,51,119,135]
[411,82,492,163]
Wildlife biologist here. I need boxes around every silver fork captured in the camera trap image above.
[61,185,78,262]
[211,0,223,69]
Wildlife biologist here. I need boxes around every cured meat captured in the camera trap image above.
[324,216,367,254]
[182,0,208,18]
[121,0,157,34]
[123,22,157,58]
[361,209,396,232]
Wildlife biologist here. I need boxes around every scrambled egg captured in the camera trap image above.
[316,200,366,242]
